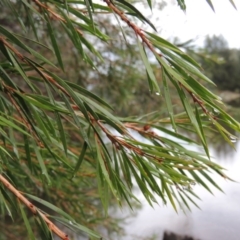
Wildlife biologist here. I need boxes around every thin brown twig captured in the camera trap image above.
[180,83,217,120]
[103,0,160,55]
[0,174,69,240]
[32,0,65,21]
[124,122,158,139]
[1,81,43,147]
[0,37,76,109]
[0,36,24,60]
[96,120,163,163]
[32,0,83,35]
[40,70,72,98]
[103,1,217,121]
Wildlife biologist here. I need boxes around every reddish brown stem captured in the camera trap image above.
[0,174,69,240]
[103,0,161,56]
[32,0,83,35]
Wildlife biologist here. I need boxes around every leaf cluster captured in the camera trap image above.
[0,0,239,239]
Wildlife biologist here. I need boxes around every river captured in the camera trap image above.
[121,141,240,240]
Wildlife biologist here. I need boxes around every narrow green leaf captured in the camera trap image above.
[162,69,177,131]
[24,135,32,171]
[199,170,223,192]
[0,116,31,136]
[0,41,12,63]
[50,216,101,238]
[5,48,35,91]
[21,0,43,17]
[177,0,186,11]
[116,0,156,31]
[25,50,57,69]
[182,190,201,209]
[0,146,12,159]
[73,141,88,175]
[195,106,210,159]
[44,13,64,70]
[58,8,84,57]
[124,152,154,205]
[67,7,92,24]
[206,0,215,11]
[79,35,103,61]
[147,0,152,10]
[178,192,191,211]
[189,170,213,194]
[84,0,94,24]
[162,176,177,211]
[160,47,215,85]
[0,25,31,53]
[167,78,209,157]
[146,31,181,52]
[18,201,35,240]
[135,154,164,198]
[229,0,237,9]
[36,211,53,240]
[14,34,51,50]
[137,38,159,93]
[45,71,90,122]
[56,112,68,156]
[22,6,39,40]
[97,161,109,215]
[34,146,51,185]
[120,150,133,188]
[24,193,75,221]
[19,94,66,112]
[0,190,13,221]
[66,81,113,110]
[95,136,117,199]
[79,93,123,126]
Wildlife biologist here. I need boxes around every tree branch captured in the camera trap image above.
[0,174,69,240]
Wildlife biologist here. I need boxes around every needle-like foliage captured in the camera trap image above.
[0,0,239,239]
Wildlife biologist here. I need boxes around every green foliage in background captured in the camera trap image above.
[0,0,239,239]
[203,35,240,92]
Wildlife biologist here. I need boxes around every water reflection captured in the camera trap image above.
[122,141,240,240]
